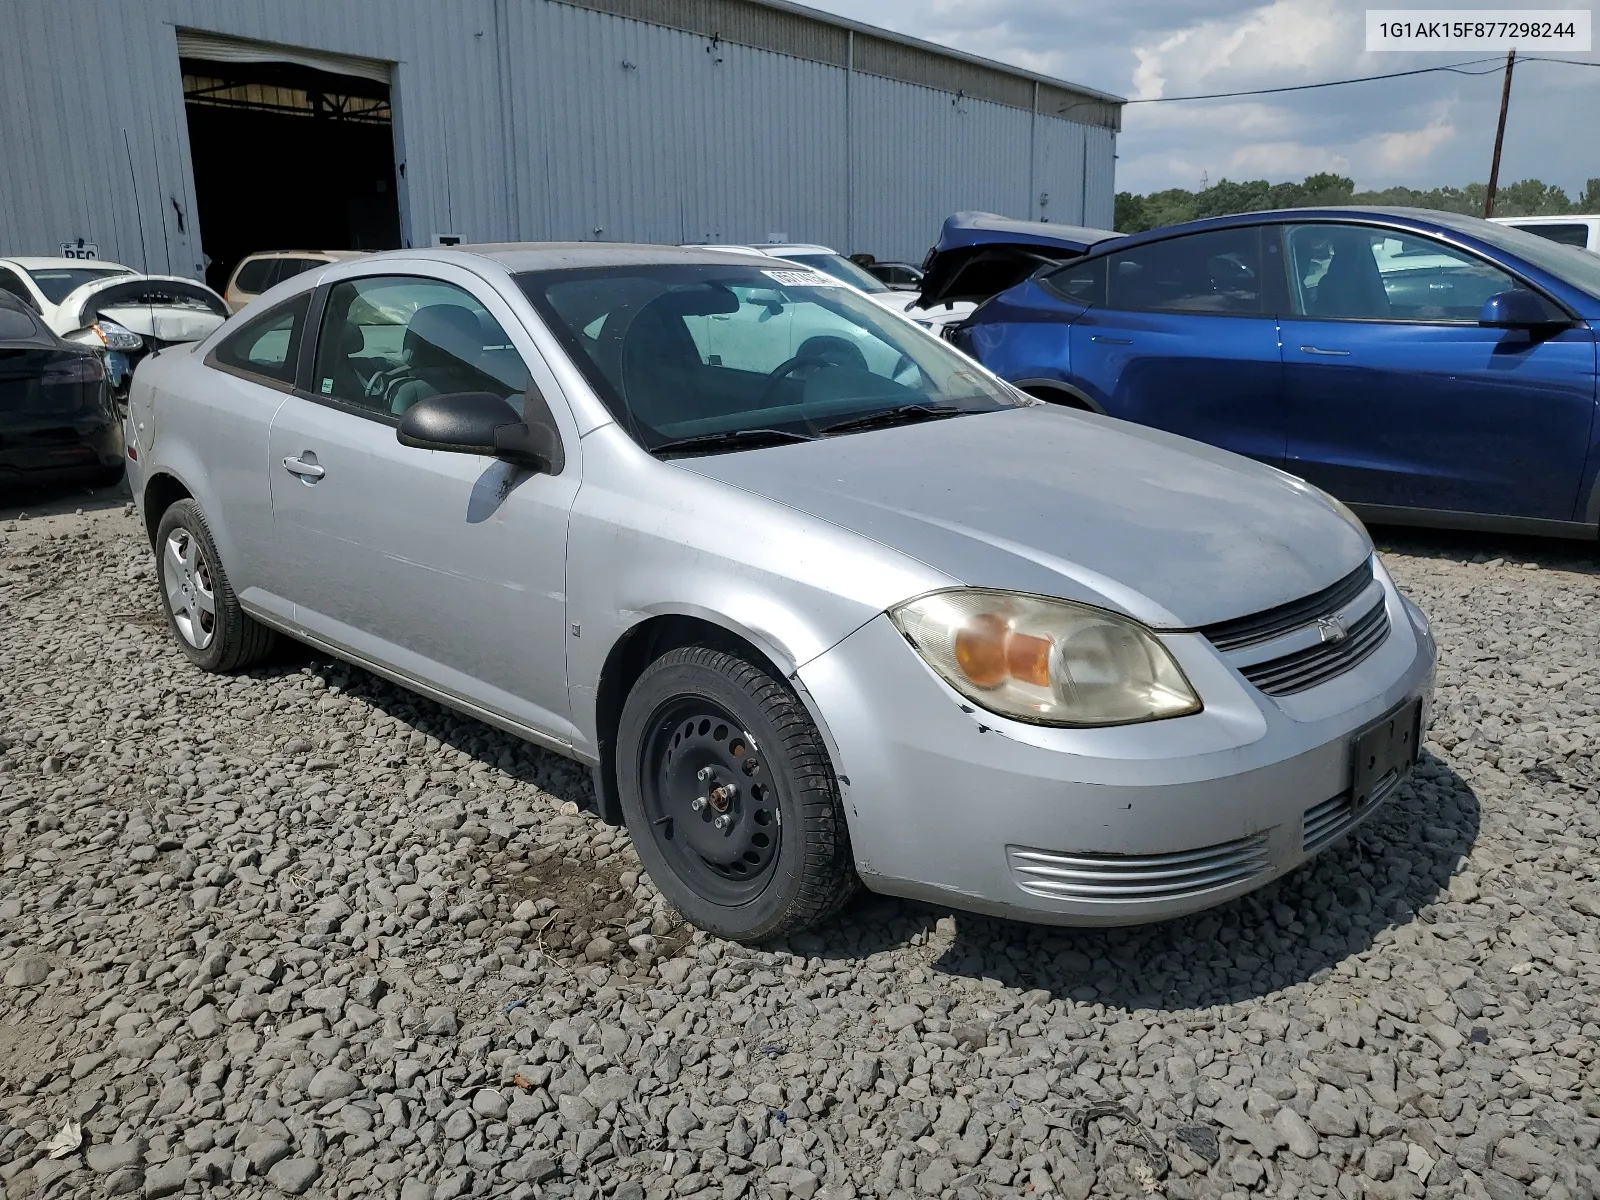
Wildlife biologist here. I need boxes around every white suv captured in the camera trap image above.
[690,243,975,332]
[1490,215,1600,254]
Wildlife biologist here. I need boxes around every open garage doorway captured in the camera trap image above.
[180,43,402,293]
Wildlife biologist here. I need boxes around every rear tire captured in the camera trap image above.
[617,645,857,943]
[154,499,276,672]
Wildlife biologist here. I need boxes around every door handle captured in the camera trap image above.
[1299,346,1350,356]
[283,455,325,479]
[1091,335,1133,345]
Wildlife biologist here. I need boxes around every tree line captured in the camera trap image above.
[1114,173,1600,233]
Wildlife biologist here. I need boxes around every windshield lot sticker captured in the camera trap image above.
[762,268,838,288]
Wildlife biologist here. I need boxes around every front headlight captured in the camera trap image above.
[90,320,143,352]
[889,589,1201,727]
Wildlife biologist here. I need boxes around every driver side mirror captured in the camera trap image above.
[396,386,566,474]
[1479,289,1560,329]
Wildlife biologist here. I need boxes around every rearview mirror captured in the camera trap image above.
[396,388,565,474]
[1479,289,1557,329]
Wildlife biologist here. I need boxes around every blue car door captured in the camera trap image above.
[1065,225,1288,466]
[1278,222,1598,521]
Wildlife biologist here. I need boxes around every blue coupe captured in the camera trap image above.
[933,209,1600,537]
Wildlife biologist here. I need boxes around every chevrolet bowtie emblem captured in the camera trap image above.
[1317,614,1350,644]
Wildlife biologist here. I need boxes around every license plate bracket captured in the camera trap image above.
[1350,698,1421,812]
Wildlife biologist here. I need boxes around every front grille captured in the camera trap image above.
[1302,768,1405,853]
[1237,600,1390,696]
[1007,832,1270,903]
[1200,560,1374,652]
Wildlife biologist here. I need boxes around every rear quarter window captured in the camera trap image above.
[1040,258,1106,306]
[208,293,311,386]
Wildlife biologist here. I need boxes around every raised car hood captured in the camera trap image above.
[58,275,228,343]
[919,212,1122,308]
[676,406,1372,630]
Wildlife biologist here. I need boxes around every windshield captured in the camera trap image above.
[775,252,891,293]
[1424,215,1600,302]
[517,263,1025,454]
[26,266,133,304]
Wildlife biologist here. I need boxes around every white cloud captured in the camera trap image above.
[803,0,1599,196]
[1131,0,1358,98]
[1369,113,1456,170]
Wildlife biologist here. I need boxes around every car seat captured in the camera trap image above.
[389,304,488,416]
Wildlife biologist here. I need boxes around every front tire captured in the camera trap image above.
[154,499,276,672]
[617,645,857,943]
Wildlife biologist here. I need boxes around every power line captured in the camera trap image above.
[1075,53,1597,110]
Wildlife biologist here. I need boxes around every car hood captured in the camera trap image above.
[675,406,1372,629]
[919,212,1122,308]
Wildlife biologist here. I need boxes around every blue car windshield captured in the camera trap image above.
[517,263,1024,453]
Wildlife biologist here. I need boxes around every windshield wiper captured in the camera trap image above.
[650,428,818,458]
[815,404,969,436]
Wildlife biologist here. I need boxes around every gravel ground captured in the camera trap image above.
[0,491,1597,1200]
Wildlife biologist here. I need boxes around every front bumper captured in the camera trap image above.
[796,568,1436,926]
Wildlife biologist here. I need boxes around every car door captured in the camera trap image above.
[1278,222,1598,521]
[184,293,314,622]
[265,267,583,745]
[1066,225,1288,466]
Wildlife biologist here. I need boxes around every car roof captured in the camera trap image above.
[682,243,839,257]
[1,257,135,272]
[1100,205,1533,250]
[1489,214,1600,224]
[238,249,369,260]
[357,242,787,272]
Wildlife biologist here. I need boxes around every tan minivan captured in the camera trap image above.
[222,250,369,312]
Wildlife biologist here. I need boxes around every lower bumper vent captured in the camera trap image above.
[1007,832,1270,903]
[1302,771,1404,854]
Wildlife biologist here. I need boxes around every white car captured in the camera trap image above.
[0,256,138,332]
[0,257,229,393]
[691,243,976,332]
[1489,215,1600,254]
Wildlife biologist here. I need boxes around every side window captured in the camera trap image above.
[210,293,311,385]
[232,258,276,295]
[1107,228,1264,315]
[278,258,322,283]
[311,275,530,418]
[0,268,38,310]
[1285,224,1549,322]
[1040,257,1106,306]
[1509,223,1590,249]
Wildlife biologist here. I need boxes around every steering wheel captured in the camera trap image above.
[756,354,831,407]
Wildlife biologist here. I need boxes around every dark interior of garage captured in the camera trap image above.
[181,57,402,292]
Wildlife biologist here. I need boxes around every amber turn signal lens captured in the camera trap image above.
[953,615,1053,690]
[953,613,1009,688]
[1005,630,1052,687]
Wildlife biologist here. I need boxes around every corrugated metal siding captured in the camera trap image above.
[1083,126,1117,229]
[849,75,1034,260]
[0,0,1115,274]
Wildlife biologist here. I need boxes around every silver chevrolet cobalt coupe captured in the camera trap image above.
[127,244,1435,942]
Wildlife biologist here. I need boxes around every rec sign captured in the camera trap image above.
[59,240,100,260]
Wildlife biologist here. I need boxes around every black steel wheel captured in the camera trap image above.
[617,644,857,942]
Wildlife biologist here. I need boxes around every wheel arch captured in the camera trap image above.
[142,471,194,549]
[589,610,845,827]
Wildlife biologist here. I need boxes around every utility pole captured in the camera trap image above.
[1484,49,1516,218]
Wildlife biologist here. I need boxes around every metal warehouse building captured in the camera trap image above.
[0,0,1122,291]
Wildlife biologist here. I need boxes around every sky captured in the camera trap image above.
[800,0,1599,198]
